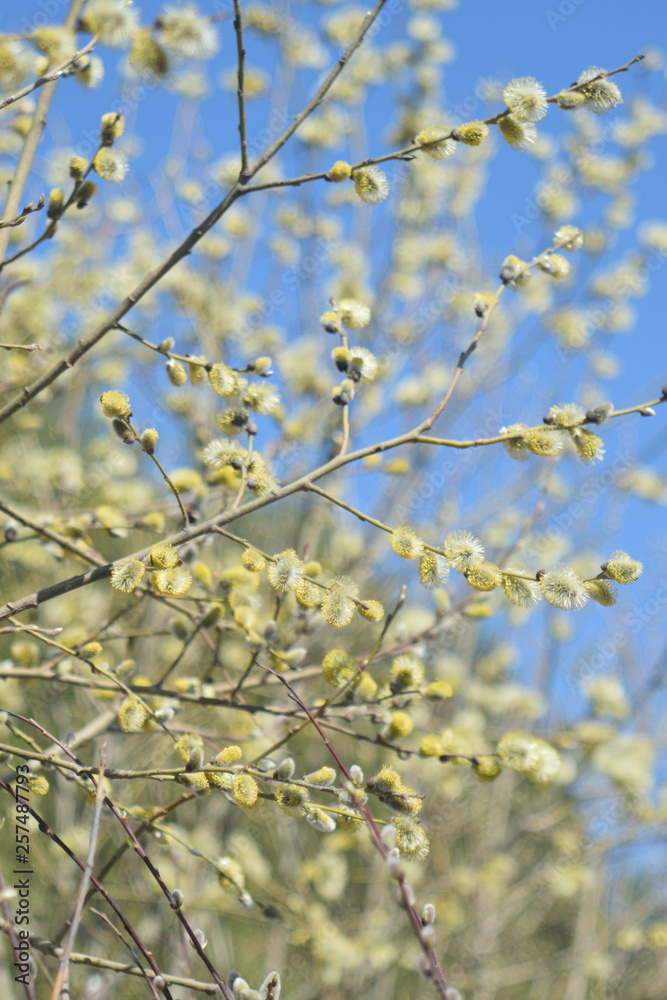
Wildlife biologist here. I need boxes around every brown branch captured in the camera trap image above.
[0,37,98,112]
[0,0,389,426]
[0,778,171,999]
[50,747,107,1000]
[0,196,45,230]
[232,0,250,180]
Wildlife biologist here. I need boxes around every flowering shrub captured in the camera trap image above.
[0,3,665,999]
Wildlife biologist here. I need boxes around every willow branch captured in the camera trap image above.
[0,0,88,262]
[0,36,98,112]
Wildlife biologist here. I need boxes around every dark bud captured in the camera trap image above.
[246,419,258,436]
[246,476,258,490]
[585,401,614,424]
[3,520,18,542]
[474,301,487,318]
[535,569,545,581]
[230,457,244,471]
[639,407,656,417]
[543,413,556,425]
[112,418,135,444]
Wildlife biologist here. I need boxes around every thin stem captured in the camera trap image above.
[51,747,107,1000]
[0,341,41,351]
[0,0,390,425]
[0,37,97,111]
[0,0,88,262]
[0,779,171,999]
[256,661,451,998]
[1,386,662,621]
[232,0,249,180]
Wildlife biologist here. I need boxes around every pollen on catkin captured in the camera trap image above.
[386,711,414,738]
[576,67,622,113]
[539,564,588,610]
[351,166,389,204]
[465,561,502,592]
[267,549,303,592]
[151,566,193,596]
[392,816,430,862]
[585,580,617,607]
[93,147,129,183]
[140,428,158,453]
[110,557,145,593]
[176,733,204,763]
[100,390,131,418]
[420,733,447,756]
[416,125,456,159]
[418,551,450,589]
[100,111,125,145]
[82,0,139,47]
[503,77,548,121]
[328,160,352,181]
[424,680,453,700]
[207,362,236,396]
[556,89,589,110]
[241,549,266,572]
[320,310,341,333]
[555,224,584,250]
[602,551,643,584]
[524,428,564,456]
[357,599,384,622]
[213,745,243,765]
[69,156,88,179]
[390,654,425,692]
[303,766,337,786]
[129,29,170,79]
[321,577,357,628]
[498,731,542,773]
[232,773,259,808]
[498,115,537,151]
[28,775,49,795]
[539,253,570,278]
[502,569,541,608]
[275,783,309,817]
[473,756,502,782]
[545,402,586,428]
[158,3,219,60]
[443,530,484,573]
[572,428,605,464]
[322,649,357,687]
[118,696,149,732]
[454,120,489,145]
[295,579,321,609]
[338,299,371,329]
[391,526,424,559]
[166,359,188,386]
[306,807,337,832]
[150,541,179,569]
[501,424,531,461]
